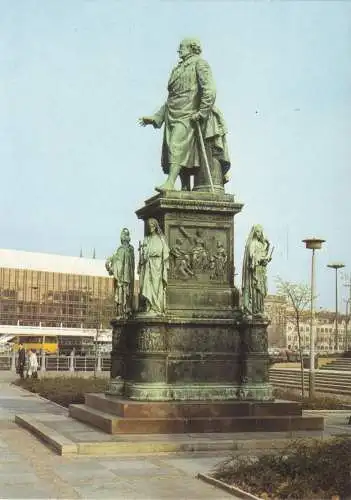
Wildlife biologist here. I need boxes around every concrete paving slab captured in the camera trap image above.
[126,476,231,499]
[159,456,222,475]
[72,482,137,500]
[54,463,117,483]
[0,472,40,485]
[0,485,59,499]
[7,373,351,499]
[97,458,161,471]
[0,462,35,473]
[0,452,24,462]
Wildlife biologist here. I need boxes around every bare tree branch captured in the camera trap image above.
[275,276,312,398]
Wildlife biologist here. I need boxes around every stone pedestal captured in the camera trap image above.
[70,191,324,434]
[136,191,242,318]
[69,396,324,434]
[108,313,273,401]
[104,192,274,402]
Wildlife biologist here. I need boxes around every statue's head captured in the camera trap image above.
[120,227,130,244]
[253,224,264,241]
[147,218,161,235]
[178,38,202,60]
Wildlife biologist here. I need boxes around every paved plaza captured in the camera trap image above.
[1,371,351,499]
[0,372,234,499]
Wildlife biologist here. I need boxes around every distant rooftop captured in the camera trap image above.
[0,248,109,277]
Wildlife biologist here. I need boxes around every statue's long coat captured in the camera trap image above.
[139,233,169,314]
[242,227,270,316]
[153,54,230,179]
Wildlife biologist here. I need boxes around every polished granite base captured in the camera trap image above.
[69,394,324,435]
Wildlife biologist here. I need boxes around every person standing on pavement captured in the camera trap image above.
[27,349,39,379]
[17,343,26,379]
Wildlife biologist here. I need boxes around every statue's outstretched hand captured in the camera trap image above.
[138,116,155,127]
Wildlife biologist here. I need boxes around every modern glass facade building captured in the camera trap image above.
[0,249,115,329]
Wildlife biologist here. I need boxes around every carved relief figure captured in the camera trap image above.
[213,240,227,279]
[138,218,170,315]
[105,228,135,318]
[170,238,194,280]
[136,328,164,352]
[168,226,231,282]
[208,256,216,280]
[242,225,273,316]
[178,227,209,272]
[139,38,230,193]
[191,234,208,271]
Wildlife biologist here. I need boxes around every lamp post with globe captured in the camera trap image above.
[327,263,345,352]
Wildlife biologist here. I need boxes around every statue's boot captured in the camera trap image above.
[180,171,191,191]
[155,163,181,193]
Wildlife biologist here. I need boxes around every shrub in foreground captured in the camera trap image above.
[14,376,108,407]
[213,437,351,499]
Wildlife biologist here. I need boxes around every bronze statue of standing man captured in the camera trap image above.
[139,38,231,193]
[106,228,135,318]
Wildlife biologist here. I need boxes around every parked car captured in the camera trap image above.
[268,348,288,363]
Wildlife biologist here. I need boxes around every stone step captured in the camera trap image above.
[270,372,351,379]
[271,381,351,396]
[323,362,351,365]
[84,393,302,418]
[69,404,324,435]
[321,364,351,367]
[270,368,351,375]
[270,371,351,382]
[270,374,351,384]
[270,377,351,389]
[270,375,351,389]
[320,366,351,371]
[270,378,351,388]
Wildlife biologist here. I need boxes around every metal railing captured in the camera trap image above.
[0,353,111,373]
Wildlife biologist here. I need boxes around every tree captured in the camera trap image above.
[276,277,311,398]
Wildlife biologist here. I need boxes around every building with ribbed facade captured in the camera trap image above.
[0,248,114,330]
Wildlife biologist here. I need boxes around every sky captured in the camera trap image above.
[1,0,350,310]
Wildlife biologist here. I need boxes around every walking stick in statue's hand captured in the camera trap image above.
[195,121,215,193]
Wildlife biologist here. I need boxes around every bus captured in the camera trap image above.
[12,335,59,354]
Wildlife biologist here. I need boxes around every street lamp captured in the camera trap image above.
[303,238,325,399]
[327,263,345,352]
[344,298,350,352]
[344,276,351,352]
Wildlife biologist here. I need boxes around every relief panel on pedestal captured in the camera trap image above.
[167,326,239,352]
[126,357,167,383]
[168,225,231,284]
[129,326,166,353]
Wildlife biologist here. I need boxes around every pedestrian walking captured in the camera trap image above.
[17,343,26,379]
[27,349,39,379]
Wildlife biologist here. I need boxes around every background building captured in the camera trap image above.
[265,294,287,348]
[0,249,115,353]
[285,310,349,353]
[265,294,350,353]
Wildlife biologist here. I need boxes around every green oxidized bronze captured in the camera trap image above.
[137,218,169,316]
[104,40,273,404]
[139,38,231,194]
[105,228,135,318]
[242,225,273,317]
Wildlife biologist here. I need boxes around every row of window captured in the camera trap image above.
[0,319,105,328]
